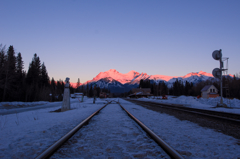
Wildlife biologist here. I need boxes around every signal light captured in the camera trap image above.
[212,50,222,60]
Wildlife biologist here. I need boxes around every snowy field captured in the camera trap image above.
[136,95,240,114]
[0,98,106,158]
[0,98,240,158]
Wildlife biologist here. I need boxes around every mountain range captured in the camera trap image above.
[73,69,228,94]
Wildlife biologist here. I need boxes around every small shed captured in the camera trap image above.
[201,85,219,99]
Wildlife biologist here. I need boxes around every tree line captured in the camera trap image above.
[77,83,110,98]
[0,44,72,102]
[138,79,169,96]
[0,44,112,102]
[138,76,240,99]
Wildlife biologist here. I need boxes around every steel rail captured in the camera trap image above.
[118,102,184,159]
[128,99,240,124]
[128,99,235,116]
[35,101,112,159]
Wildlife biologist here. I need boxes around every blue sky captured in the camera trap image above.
[1,0,240,83]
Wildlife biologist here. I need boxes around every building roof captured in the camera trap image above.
[201,85,218,92]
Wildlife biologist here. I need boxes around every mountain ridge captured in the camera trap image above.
[72,69,233,93]
[82,69,216,85]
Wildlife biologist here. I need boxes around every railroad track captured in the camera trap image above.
[35,100,183,159]
[125,99,240,124]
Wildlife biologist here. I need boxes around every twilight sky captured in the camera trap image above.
[1,0,240,83]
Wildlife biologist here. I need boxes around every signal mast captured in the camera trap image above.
[212,49,229,107]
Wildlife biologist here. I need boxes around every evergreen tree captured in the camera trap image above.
[139,79,144,88]
[61,81,65,92]
[77,78,80,92]
[180,81,184,95]
[0,44,6,73]
[184,81,189,95]
[161,82,168,95]
[96,86,100,97]
[16,52,25,101]
[172,79,186,96]
[86,82,89,96]
[173,79,178,96]
[27,53,41,85]
[51,78,56,90]
[169,86,173,95]
[25,61,35,101]
[2,45,17,101]
[56,80,63,100]
[40,62,49,88]
[26,53,41,85]
[89,84,93,97]
[150,84,154,95]
[25,53,42,101]
[50,78,56,101]
[81,85,84,92]
[0,44,6,101]
[16,52,24,75]
[33,54,41,85]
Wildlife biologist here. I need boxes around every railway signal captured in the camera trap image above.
[212,49,228,107]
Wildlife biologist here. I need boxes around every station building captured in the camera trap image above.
[201,85,219,99]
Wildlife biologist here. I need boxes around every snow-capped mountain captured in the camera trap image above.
[87,69,140,84]
[80,69,223,93]
[166,71,215,87]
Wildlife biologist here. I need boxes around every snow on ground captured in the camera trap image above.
[0,97,240,158]
[120,99,240,159]
[0,98,107,158]
[0,101,64,116]
[0,101,49,109]
[137,95,240,114]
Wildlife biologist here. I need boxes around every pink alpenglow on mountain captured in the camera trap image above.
[91,69,141,84]
[82,69,217,86]
[70,82,82,88]
[149,75,176,82]
[182,71,213,78]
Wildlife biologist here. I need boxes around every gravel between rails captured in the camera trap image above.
[50,103,170,159]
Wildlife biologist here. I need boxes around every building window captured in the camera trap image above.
[210,89,212,92]
[213,89,215,92]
